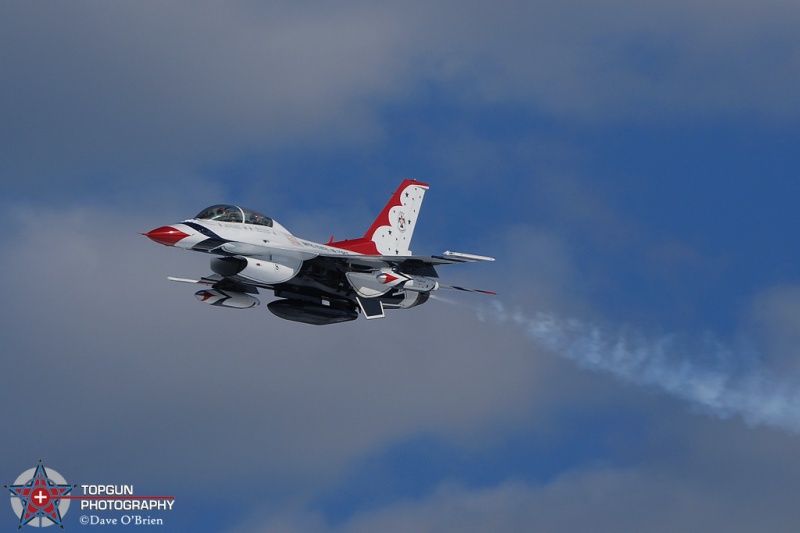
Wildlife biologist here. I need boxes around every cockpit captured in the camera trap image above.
[194,205,274,227]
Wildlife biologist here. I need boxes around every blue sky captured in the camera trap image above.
[3,2,800,531]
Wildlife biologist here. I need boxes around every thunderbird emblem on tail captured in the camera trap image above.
[144,180,494,325]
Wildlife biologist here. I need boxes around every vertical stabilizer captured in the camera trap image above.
[331,179,429,256]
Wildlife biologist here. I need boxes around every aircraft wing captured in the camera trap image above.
[218,241,493,270]
[323,250,495,268]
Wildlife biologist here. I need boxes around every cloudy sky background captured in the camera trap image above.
[3,1,800,531]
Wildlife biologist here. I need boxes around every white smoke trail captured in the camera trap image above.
[480,301,800,433]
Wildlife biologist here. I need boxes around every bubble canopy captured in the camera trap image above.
[194,205,273,227]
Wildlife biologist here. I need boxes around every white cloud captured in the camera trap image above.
[0,2,416,180]
[414,0,800,120]
[3,1,800,184]
[230,453,800,533]
[750,284,800,372]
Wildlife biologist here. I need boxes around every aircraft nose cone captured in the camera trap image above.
[143,226,190,246]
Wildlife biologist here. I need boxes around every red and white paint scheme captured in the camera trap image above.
[144,179,494,325]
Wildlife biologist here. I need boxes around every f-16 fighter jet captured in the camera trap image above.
[144,180,494,325]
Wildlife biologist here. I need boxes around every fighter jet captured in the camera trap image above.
[144,179,494,325]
